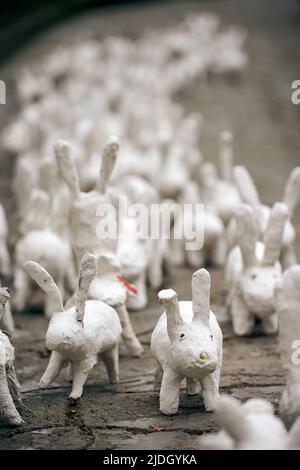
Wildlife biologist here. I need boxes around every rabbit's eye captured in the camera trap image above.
[210,334,214,340]
[179,333,185,340]
[251,274,257,280]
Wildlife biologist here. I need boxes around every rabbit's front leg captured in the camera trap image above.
[200,372,220,411]
[159,367,183,415]
[70,360,94,400]
[231,289,254,336]
[261,313,278,335]
[100,345,119,384]
[40,351,64,389]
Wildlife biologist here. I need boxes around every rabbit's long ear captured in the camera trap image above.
[75,254,97,322]
[283,167,300,217]
[262,203,288,266]
[23,261,63,312]
[274,265,300,370]
[97,136,119,193]
[192,269,210,324]
[215,395,249,444]
[234,204,258,267]
[54,140,80,198]
[233,166,261,208]
[158,289,183,342]
[219,131,234,183]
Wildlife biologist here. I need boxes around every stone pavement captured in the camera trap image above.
[0,0,300,450]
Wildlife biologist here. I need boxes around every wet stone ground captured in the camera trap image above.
[0,0,300,450]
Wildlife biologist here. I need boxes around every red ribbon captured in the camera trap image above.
[116,275,138,296]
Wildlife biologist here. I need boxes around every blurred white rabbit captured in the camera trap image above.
[200,395,296,450]
[226,203,288,336]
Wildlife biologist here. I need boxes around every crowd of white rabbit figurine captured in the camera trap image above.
[0,11,300,450]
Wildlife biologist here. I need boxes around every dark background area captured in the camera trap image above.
[0,0,167,63]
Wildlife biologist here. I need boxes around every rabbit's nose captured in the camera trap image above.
[200,352,209,361]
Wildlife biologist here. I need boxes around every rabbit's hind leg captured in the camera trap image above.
[100,344,119,384]
[153,362,163,392]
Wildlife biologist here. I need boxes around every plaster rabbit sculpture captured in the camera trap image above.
[0,288,23,426]
[200,131,241,225]
[54,136,118,267]
[200,395,291,450]
[0,203,11,276]
[230,165,300,268]
[23,254,122,400]
[226,202,288,336]
[274,265,300,428]
[171,181,225,268]
[14,189,75,317]
[151,268,223,415]
[55,139,143,356]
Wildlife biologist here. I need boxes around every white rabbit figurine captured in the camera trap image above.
[274,265,300,428]
[227,203,288,336]
[54,137,118,269]
[55,138,143,356]
[200,395,300,450]
[23,254,122,400]
[0,203,11,276]
[0,288,23,426]
[151,268,222,415]
[171,181,225,268]
[230,165,300,268]
[14,189,75,317]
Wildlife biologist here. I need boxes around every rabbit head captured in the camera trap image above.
[235,203,288,315]
[158,269,218,378]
